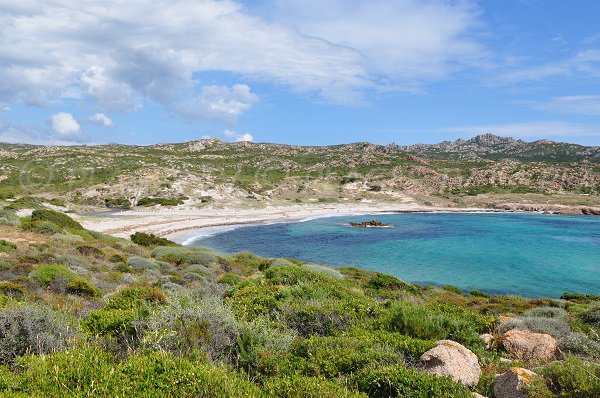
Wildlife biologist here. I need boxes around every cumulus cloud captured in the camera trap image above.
[0,0,485,112]
[179,84,259,123]
[89,113,113,127]
[0,119,87,145]
[223,130,254,142]
[50,112,81,137]
[236,133,254,142]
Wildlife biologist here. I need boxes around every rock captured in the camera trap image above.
[480,333,494,349]
[472,393,488,398]
[500,329,558,361]
[418,340,481,387]
[349,220,390,228]
[494,368,537,398]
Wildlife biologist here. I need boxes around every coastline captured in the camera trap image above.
[76,201,537,244]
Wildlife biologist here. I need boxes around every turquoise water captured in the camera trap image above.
[191,213,600,297]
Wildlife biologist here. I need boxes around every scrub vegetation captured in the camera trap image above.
[0,208,597,397]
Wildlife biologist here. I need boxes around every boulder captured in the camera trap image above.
[494,367,537,398]
[480,333,494,349]
[418,340,481,387]
[500,329,558,361]
[472,393,488,398]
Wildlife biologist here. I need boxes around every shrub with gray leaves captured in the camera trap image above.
[0,305,77,364]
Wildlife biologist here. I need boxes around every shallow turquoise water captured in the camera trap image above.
[191,213,600,297]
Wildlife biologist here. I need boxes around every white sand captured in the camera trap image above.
[76,201,495,244]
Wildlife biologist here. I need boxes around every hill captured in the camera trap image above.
[1,135,599,214]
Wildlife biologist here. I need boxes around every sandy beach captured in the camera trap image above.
[76,201,502,244]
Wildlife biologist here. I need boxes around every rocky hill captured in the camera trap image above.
[0,134,599,211]
[403,133,600,162]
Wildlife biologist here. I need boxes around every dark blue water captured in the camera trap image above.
[191,213,600,297]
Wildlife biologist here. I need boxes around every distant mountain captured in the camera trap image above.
[402,133,600,162]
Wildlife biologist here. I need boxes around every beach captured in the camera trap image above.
[75,201,511,244]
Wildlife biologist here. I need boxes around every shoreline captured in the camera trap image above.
[76,201,566,244]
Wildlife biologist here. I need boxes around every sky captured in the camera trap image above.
[1,0,600,146]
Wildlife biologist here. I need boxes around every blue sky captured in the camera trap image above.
[1,0,600,146]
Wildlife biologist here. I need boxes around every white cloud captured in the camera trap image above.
[497,50,600,84]
[0,0,485,111]
[179,84,259,123]
[222,130,254,142]
[532,95,600,116]
[236,133,254,142]
[0,119,87,145]
[50,112,86,141]
[89,112,113,127]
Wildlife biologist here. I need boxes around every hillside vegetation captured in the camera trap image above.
[1,135,599,213]
[0,208,598,397]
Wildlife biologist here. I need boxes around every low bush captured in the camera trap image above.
[523,306,567,319]
[128,256,160,271]
[1,348,261,397]
[442,285,465,295]
[30,209,84,230]
[368,273,417,292]
[0,282,25,299]
[218,273,244,286]
[470,289,491,298]
[301,263,344,279]
[130,232,178,247]
[77,245,104,258]
[32,264,74,286]
[580,302,600,328]
[104,197,131,209]
[0,209,19,226]
[152,246,216,267]
[263,375,366,398]
[559,332,600,359]
[66,278,102,298]
[0,240,16,253]
[528,356,600,398]
[350,365,472,398]
[0,305,76,364]
[376,302,491,349]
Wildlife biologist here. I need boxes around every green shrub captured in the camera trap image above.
[367,273,418,292]
[130,232,178,247]
[218,273,244,285]
[152,246,216,267]
[264,265,330,285]
[0,209,19,226]
[0,305,76,364]
[302,263,344,279]
[66,278,102,298]
[127,256,160,271]
[24,219,62,234]
[32,264,74,286]
[83,287,166,337]
[442,285,464,295]
[77,244,104,258]
[30,209,83,230]
[232,252,273,271]
[528,356,600,398]
[263,375,366,398]
[580,302,600,328]
[0,240,16,253]
[104,197,131,209]
[0,282,25,299]
[137,197,186,207]
[291,335,405,378]
[350,365,472,398]
[2,348,261,397]
[470,289,491,298]
[377,302,490,349]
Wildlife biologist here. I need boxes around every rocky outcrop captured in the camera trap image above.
[418,340,481,387]
[494,368,537,398]
[500,329,558,361]
[349,220,390,228]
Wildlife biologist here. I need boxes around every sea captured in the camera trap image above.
[189,212,600,298]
